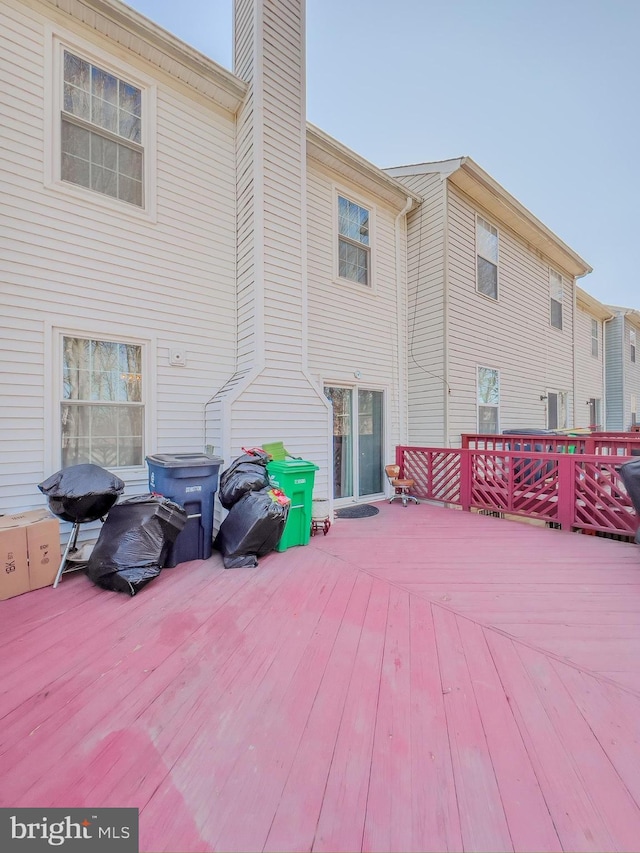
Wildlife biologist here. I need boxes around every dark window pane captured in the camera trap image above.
[551,299,563,330]
[477,257,497,299]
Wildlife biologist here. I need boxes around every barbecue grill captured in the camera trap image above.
[38,463,125,587]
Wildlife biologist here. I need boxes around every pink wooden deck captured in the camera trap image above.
[2,502,640,852]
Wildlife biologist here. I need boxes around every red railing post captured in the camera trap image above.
[460,449,471,512]
[556,453,575,531]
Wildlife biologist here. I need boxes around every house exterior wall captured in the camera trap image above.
[622,316,640,428]
[574,301,605,429]
[305,160,408,465]
[397,172,447,446]
[215,0,331,499]
[1,0,238,513]
[438,184,577,445]
[605,315,625,430]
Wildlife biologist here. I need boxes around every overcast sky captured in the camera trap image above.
[123,0,639,309]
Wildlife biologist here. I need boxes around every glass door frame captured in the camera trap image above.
[324,383,387,506]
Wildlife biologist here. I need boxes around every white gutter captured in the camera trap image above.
[395,197,414,445]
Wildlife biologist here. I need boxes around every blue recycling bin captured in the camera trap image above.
[146,453,223,566]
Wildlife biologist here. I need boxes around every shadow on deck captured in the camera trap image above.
[1,501,640,852]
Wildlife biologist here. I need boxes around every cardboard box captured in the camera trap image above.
[0,524,29,601]
[0,510,61,599]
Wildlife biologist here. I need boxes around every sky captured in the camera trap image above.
[122,0,639,308]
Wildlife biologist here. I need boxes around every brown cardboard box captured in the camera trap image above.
[0,510,61,599]
[0,524,29,601]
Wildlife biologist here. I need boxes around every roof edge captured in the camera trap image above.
[307,124,423,207]
[47,0,247,110]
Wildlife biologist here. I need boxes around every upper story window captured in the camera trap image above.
[591,318,599,357]
[338,195,370,286]
[550,270,563,330]
[477,366,500,433]
[476,216,498,300]
[631,329,637,364]
[62,336,144,468]
[61,51,143,207]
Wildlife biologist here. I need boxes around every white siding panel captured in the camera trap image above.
[0,2,237,513]
[575,304,605,428]
[446,186,575,443]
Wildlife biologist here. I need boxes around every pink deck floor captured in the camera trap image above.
[1,501,640,852]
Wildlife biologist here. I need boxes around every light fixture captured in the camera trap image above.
[539,394,548,401]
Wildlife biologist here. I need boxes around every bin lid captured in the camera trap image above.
[267,459,319,473]
[146,453,223,468]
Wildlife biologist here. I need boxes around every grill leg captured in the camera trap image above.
[53,522,81,589]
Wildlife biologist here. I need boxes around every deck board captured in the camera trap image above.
[1,501,640,851]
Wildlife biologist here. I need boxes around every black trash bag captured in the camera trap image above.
[214,488,289,569]
[620,459,640,544]
[218,450,270,509]
[86,494,187,595]
[38,463,125,523]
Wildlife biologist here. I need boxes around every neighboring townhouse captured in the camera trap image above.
[574,287,613,430]
[604,306,640,431]
[385,158,592,447]
[0,0,417,517]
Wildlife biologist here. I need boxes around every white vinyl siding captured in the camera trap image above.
[575,301,606,430]
[0,0,237,513]
[476,215,498,300]
[550,269,563,330]
[307,161,405,463]
[446,187,574,443]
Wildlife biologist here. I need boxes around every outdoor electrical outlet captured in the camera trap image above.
[170,349,186,366]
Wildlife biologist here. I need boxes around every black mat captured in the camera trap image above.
[335,504,380,519]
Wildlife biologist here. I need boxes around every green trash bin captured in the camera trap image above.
[267,459,319,551]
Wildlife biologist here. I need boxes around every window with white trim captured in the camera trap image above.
[550,270,563,330]
[631,329,636,364]
[61,50,144,207]
[631,394,637,427]
[547,391,567,430]
[338,195,370,286]
[476,216,498,299]
[61,336,144,468]
[591,318,599,357]
[477,366,500,433]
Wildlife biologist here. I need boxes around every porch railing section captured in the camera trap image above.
[462,432,640,456]
[396,445,638,538]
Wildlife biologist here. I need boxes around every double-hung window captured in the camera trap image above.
[476,216,498,299]
[477,366,500,433]
[61,50,144,207]
[631,329,637,364]
[591,318,599,357]
[338,195,370,286]
[61,336,144,468]
[550,270,563,330]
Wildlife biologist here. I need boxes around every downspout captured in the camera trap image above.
[395,196,414,446]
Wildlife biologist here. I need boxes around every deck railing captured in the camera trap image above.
[396,445,639,538]
[462,432,640,456]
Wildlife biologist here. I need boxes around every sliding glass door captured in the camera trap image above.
[324,386,384,501]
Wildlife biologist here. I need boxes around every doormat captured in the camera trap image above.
[335,504,380,519]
